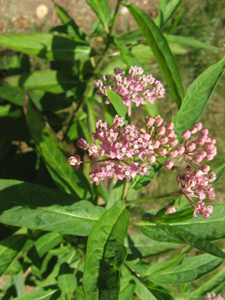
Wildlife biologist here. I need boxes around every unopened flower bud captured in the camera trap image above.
[208,146,217,155]
[166,206,176,214]
[152,140,160,148]
[164,160,174,169]
[102,74,111,81]
[147,154,156,164]
[205,154,214,161]
[77,138,89,149]
[158,147,167,156]
[196,136,206,145]
[169,149,178,157]
[187,142,196,152]
[165,122,174,130]
[205,142,214,151]
[200,128,209,135]
[201,165,210,173]
[198,150,207,158]
[146,117,155,126]
[166,129,175,138]
[209,172,216,181]
[176,145,185,154]
[94,79,103,88]
[169,138,178,147]
[194,154,203,163]
[182,130,191,140]
[159,136,168,144]
[194,122,202,131]
[155,118,164,127]
[157,126,166,135]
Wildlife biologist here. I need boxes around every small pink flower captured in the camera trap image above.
[164,160,174,169]
[77,138,89,150]
[68,155,81,170]
[166,206,176,214]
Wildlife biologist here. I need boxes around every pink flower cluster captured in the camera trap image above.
[94,66,165,107]
[202,293,224,300]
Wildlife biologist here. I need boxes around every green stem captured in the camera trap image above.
[126,175,140,198]
[126,190,181,205]
[94,0,122,74]
[122,179,129,200]
[124,262,140,279]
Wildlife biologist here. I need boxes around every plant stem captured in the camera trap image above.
[122,179,129,200]
[94,0,122,74]
[124,262,140,279]
[74,253,86,276]
[126,190,181,205]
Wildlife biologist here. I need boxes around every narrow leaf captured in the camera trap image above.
[117,43,141,68]
[213,163,225,186]
[0,34,94,60]
[119,276,136,300]
[166,34,219,51]
[107,89,128,120]
[126,3,184,107]
[83,200,129,300]
[150,252,224,284]
[23,232,63,271]
[155,0,183,28]
[0,228,28,277]
[117,29,143,44]
[174,56,225,138]
[86,0,111,33]
[14,285,60,300]
[24,95,92,199]
[4,71,79,94]
[0,180,104,236]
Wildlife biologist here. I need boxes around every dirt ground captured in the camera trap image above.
[0,0,158,35]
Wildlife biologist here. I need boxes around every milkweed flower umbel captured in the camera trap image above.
[201,293,224,300]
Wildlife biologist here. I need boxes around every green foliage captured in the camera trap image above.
[0,0,224,299]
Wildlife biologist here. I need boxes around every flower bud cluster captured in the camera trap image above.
[94,66,165,107]
[202,293,224,300]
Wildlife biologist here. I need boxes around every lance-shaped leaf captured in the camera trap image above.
[0,180,104,236]
[126,3,184,108]
[155,215,225,259]
[190,266,225,300]
[125,232,179,260]
[54,3,88,42]
[0,34,94,60]
[174,56,225,138]
[0,228,28,277]
[4,71,79,94]
[24,95,92,199]
[86,0,111,33]
[165,35,219,51]
[119,276,136,300]
[107,89,128,120]
[149,252,224,284]
[83,200,129,300]
[14,285,60,300]
[23,232,63,271]
[155,0,183,29]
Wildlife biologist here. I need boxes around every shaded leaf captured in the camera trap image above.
[24,95,92,199]
[0,228,28,277]
[117,29,143,44]
[83,200,129,300]
[23,232,63,271]
[150,252,224,284]
[14,285,60,300]
[155,0,183,28]
[174,56,225,138]
[57,262,77,294]
[0,180,104,236]
[126,3,184,107]
[107,89,128,120]
[4,71,79,94]
[86,0,111,33]
[0,34,94,61]
[119,276,136,300]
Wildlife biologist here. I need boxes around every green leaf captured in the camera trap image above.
[126,3,184,107]
[0,228,28,277]
[0,180,104,236]
[117,43,141,68]
[24,95,92,199]
[83,200,129,300]
[139,276,175,300]
[14,285,60,300]
[4,71,79,94]
[165,34,219,51]
[155,214,225,258]
[57,263,77,294]
[23,232,63,271]
[212,163,225,186]
[86,0,111,33]
[150,252,224,284]
[0,34,94,61]
[119,276,136,300]
[107,89,128,120]
[117,29,143,44]
[155,0,183,28]
[125,232,179,260]
[174,56,225,138]
[190,266,225,300]
[54,3,88,42]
